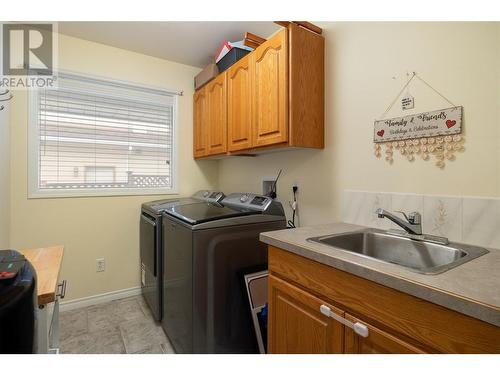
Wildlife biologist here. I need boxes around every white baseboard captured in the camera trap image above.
[59,286,142,312]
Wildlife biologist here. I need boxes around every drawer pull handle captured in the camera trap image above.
[141,214,157,227]
[320,304,369,338]
[57,280,67,299]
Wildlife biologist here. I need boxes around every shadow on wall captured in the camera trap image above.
[218,147,337,226]
[193,159,219,193]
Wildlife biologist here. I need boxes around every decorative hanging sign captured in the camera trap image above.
[373,72,465,169]
[374,106,462,143]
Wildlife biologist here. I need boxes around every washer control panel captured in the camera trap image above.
[222,193,272,211]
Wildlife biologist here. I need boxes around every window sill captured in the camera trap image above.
[28,187,179,199]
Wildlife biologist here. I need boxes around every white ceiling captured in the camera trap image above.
[58,22,281,68]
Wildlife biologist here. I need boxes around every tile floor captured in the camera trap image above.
[59,295,175,354]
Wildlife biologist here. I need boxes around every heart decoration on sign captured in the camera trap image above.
[377,130,385,137]
[446,119,456,129]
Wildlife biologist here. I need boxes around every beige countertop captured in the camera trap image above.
[260,222,500,327]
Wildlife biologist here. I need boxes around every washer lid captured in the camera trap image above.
[144,198,199,213]
[142,190,225,214]
[141,197,194,214]
[165,202,256,225]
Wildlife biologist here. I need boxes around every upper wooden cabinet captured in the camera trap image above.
[251,29,289,148]
[193,23,324,159]
[227,55,253,152]
[206,73,227,155]
[193,86,208,158]
[288,23,324,148]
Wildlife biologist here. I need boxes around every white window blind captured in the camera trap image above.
[29,72,178,197]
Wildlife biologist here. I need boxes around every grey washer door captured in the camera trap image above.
[140,213,161,321]
[191,220,284,353]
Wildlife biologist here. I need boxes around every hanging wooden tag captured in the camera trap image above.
[402,94,414,110]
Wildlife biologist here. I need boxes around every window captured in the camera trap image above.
[84,166,115,184]
[28,72,179,197]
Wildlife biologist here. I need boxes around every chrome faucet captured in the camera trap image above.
[375,208,449,245]
[376,208,422,235]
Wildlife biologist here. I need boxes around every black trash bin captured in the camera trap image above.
[0,249,37,354]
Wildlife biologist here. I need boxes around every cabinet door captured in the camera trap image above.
[206,73,227,155]
[252,29,288,148]
[268,275,344,354]
[227,55,252,152]
[344,313,426,354]
[193,87,208,158]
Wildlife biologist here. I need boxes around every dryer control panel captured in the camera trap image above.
[192,190,225,203]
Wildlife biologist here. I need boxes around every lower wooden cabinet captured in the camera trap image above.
[269,275,344,354]
[268,274,425,354]
[267,246,500,354]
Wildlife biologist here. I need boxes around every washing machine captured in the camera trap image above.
[161,193,286,353]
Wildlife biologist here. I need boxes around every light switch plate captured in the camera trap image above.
[96,258,105,272]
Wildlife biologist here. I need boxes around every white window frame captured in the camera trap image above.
[28,70,180,198]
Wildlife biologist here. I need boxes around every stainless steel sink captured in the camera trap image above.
[307,228,489,274]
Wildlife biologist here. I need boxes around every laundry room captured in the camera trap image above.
[1,0,499,373]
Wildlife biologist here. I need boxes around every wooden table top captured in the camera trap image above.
[19,245,64,306]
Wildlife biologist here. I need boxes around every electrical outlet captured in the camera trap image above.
[262,180,276,196]
[96,258,105,272]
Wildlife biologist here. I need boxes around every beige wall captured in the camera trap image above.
[218,22,500,226]
[0,104,10,248]
[9,34,217,300]
[6,22,500,301]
